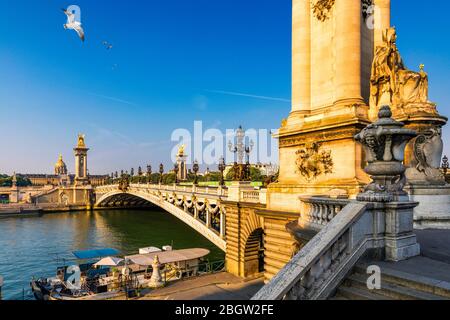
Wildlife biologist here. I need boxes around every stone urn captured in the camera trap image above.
[355,106,417,202]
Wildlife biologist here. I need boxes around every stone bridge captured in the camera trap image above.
[94,183,267,254]
[93,182,296,280]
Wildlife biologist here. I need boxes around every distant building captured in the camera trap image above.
[21,135,108,187]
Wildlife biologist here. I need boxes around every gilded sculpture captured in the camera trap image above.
[295,143,333,180]
[77,134,86,148]
[230,162,251,182]
[178,144,185,156]
[370,27,434,117]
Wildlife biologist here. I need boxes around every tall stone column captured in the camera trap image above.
[291,0,311,114]
[335,0,364,106]
[374,0,391,49]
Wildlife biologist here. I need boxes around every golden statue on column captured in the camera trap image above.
[370,27,435,119]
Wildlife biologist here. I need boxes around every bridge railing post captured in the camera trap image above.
[220,210,225,239]
[206,210,211,228]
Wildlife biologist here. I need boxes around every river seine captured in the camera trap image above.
[0,209,224,300]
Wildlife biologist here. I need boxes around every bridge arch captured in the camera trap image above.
[94,189,226,252]
[244,228,265,277]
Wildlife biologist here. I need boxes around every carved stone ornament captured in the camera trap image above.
[405,127,446,185]
[118,175,130,192]
[312,0,335,21]
[295,142,333,180]
[355,106,417,202]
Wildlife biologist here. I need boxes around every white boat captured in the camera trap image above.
[31,247,210,300]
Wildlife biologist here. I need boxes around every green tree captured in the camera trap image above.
[250,167,265,182]
[162,173,176,185]
[205,172,221,182]
[0,175,32,187]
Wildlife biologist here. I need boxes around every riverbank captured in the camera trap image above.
[137,272,264,300]
[0,204,90,217]
[0,209,225,300]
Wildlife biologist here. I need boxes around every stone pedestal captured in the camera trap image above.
[383,202,421,261]
[405,184,450,229]
[227,181,254,202]
[9,188,19,203]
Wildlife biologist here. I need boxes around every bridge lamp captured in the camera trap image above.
[173,163,179,184]
[218,156,226,187]
[159,164,164,184]
[192,160,199,186]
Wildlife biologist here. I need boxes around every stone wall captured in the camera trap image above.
[223,201,298,282]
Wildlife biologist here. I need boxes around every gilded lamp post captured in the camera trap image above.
[192,160,199,186]
[173,163,179,184]
[159,164,164,184]
[228,125,254,164]
[218,156,226,187]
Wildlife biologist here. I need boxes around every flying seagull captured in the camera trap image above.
[62,8,85,42]
[102,41,113,50]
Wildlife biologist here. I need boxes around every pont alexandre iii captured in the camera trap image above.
[267,0,448,229]
[251,0,450,301]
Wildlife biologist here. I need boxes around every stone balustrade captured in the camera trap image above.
[299,196,350,228]
[252,199,419,300]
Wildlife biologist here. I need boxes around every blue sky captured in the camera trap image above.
[0,0,449,174]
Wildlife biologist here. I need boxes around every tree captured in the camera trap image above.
[0,174,32,187]
[149,173,160,184]
[250,167,264,182]
[205,172,221,182]
[162,173,176,185]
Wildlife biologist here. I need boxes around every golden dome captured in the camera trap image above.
[54,154,68,175]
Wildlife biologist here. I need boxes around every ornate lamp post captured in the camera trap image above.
[173,163,179,184]
[159,164,164,184]
[147,165,152,183]
[218,156,226,187]
[228,125,254,164]
[442,156,449,176]
[192,160,199,186]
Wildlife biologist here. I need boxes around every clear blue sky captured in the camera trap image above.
[0,0,448,174]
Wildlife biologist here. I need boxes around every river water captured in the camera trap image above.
[0,209,224,300]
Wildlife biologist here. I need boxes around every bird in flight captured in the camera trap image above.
[62,8,85,42]
[102,41,113,50]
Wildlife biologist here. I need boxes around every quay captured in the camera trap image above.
[0,203,91,217]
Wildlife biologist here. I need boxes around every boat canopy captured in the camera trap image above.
[72,248,120,260]
[93,256,124,267]
[126,248,210,266]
